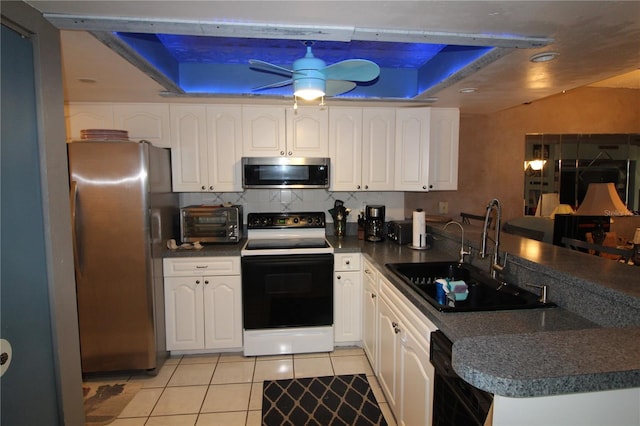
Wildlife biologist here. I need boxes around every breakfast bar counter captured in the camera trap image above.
[327,226,640,401]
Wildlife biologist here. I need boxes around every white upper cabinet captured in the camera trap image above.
[394,108,431,191]
[170,104,208,192]
[170,104,243,192]
[329,107,363,191]
[363,108,395,191]
[242,105,286,157]
[242,105,328,157]
[66,102,171,147]
[428,108,460,191]
[113,104,171,148]
[329,107,395,191]
[65,103,114,142]
[394,107,459,191]
[206,106,243,192]
[286,106,329,157]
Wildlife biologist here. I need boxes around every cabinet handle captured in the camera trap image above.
[392,321,398,328]
[365,185,369,190]
[288,151,293,156]
[195,280,200,285]
[422,185,427,190]
[201,185,206,190]
[364,269,371,274]
[357,185,361,190]
[337,275,341,280]
[345,260,350,265]
[429,184,433,189]
[204,280,209,285]
[394,326,401,334]
[371,293,377,299]
[209,186,214,190]
[280,151,285,156]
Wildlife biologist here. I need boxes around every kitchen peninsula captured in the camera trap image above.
[165,224,640,425]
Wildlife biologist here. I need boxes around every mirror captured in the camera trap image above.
[524,134,640,216]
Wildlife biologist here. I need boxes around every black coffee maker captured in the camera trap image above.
[365,205,385,242]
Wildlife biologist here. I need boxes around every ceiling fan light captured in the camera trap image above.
[294,78,326,101]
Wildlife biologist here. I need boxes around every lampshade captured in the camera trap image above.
[535,193,560,217]
[550,204,575,218]
[575,183,632,216]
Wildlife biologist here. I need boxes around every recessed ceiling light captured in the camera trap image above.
[529,52,559,63]
[459,88,477,94]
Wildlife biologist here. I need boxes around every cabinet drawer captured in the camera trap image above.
[334,253,362,271]
[163,257,240,277]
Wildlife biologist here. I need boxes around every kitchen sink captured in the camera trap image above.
[385,261,556,312]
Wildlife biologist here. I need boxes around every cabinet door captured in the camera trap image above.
[395,108,430,191]
[170,105,209,191]
[399,322,435,426]
[428,108,460,190]
[329,107,363,191]
[363,108,395,191]
[242,106,286,156]
[113,103,171,148]
[164,276,205,350]
[65,103,114,142]
[362,264,378,372]
[334,270,362,343]
[378,294,400,414]
[286,106,328,157]
[203,275,242,349]
[206,106,243,192]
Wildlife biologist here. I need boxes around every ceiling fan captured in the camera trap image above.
[249,42,380,101]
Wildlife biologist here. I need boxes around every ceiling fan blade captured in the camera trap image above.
[322,59,380,82]
[249,59,294,76]
[253,78,294,91]
[325,80,357,97]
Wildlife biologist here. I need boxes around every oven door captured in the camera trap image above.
[241,254,333,329]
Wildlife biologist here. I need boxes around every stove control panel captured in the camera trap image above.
[247,212,326,229]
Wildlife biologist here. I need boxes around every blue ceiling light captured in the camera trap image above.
[111,33,498,100]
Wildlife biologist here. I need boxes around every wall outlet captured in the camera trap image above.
[439,201,449,214]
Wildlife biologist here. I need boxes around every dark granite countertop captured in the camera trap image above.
[163,242,244,257]
[163,228,640,397]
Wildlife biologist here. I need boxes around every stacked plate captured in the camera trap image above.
[80,129,129,141]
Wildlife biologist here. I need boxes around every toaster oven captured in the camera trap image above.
[180,205,243,243]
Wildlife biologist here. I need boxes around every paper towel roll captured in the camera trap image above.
[412,209,426,247]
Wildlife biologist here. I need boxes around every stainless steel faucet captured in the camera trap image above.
[443,220,469,263]
[480,198,502,278]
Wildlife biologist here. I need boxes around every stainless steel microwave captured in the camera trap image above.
[242,157,330,189]
[180,205,243,243]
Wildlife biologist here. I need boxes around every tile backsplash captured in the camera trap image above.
[179,190,405,223]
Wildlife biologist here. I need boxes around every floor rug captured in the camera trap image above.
[82,381,141,425]
[262,374,388,426]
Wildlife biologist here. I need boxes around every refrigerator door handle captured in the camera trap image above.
[69,180,82,279]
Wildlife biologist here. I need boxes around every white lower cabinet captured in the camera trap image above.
[334,253,362,343]
[373,268,437,426]
[163,257,242,351]
[362,259,379,371]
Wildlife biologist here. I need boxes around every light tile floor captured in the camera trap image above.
[87,347,396,426]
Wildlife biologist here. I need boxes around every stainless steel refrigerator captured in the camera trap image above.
[68,141,178,374]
